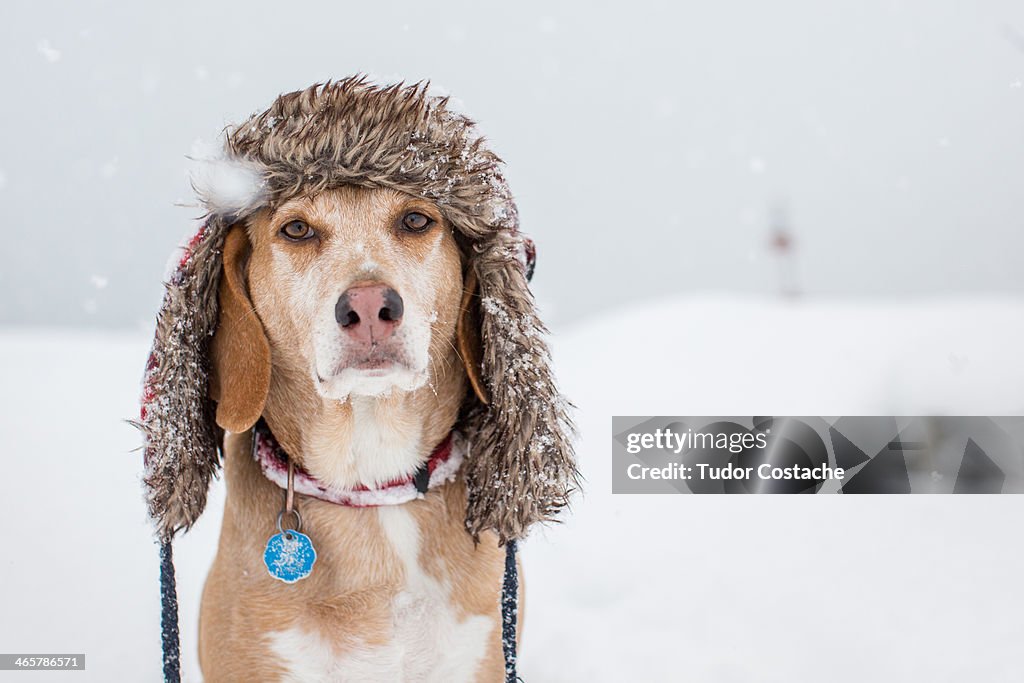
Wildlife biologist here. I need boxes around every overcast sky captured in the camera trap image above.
[3,0,1023,330]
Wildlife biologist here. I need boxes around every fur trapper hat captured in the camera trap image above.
[138,76,578,544]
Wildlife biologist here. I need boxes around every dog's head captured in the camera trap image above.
[207,186,485,434]
[141,77,576,544]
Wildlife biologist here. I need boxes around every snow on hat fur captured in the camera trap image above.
[139,76,578,544]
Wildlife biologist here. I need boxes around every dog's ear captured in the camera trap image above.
[208,225,270,433]
[456,266,489,405]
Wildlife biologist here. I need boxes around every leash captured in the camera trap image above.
[158,540,181,683]
[501,539,521,683]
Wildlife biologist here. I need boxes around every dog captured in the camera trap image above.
[138,79,577,683]
[198,185,511,681]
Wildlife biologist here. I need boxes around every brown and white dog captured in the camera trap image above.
[199,186,512,681]
[139,79,577,683]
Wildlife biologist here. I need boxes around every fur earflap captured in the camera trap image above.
[139,76,578,543]
[139,216,231,540]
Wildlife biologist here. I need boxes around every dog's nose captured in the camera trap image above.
[335,284,404,346]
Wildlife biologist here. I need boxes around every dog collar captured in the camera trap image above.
[251,420,465,507]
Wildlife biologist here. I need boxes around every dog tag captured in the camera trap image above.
[264,530,317,583]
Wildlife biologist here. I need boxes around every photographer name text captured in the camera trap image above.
[624,427,845,482]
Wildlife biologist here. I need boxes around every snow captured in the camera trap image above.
[35,39,60,63]
[2,294,1024,681]
[186,139,266,217]
[99,159,118,180]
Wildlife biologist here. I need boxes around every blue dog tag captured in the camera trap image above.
[264,530,317,583]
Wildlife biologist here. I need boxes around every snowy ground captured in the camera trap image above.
[2,294,1024,682]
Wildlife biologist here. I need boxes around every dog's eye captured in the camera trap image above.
[280,220,314,241]
[401,212,434,233]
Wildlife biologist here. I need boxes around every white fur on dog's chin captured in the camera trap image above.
[302,390,428,491]
[304,304,436,490]
[316,365,429,402]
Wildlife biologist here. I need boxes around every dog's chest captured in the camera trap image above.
[266,507,494,682]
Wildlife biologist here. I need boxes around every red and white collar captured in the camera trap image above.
[252,421,466,507]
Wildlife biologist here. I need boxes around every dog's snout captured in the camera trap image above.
[335,284,404,346]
